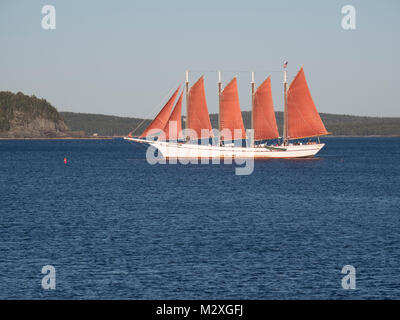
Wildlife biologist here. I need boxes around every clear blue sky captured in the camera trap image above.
[0,0,399,118]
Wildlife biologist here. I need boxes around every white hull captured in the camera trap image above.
[124,137,324,159]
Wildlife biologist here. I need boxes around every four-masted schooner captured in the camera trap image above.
[124,66,329,159]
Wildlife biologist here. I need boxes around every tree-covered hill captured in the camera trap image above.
[60,112,151,137]
[61,110,400,137]
[3,90,397,138]
[0,91,69,137]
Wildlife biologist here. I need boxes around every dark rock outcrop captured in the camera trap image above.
[0,91,69,138]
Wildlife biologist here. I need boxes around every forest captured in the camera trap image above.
[1,91,398,137]
[61,111,400,137]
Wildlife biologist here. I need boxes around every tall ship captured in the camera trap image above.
[124,66,329,159]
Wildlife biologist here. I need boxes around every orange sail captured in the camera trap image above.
[287,68,328,139]
[139,86,181,138]
[187,76,213,139]
[253,76,279,140]
[220,77,246,140]
[163,92,183,140]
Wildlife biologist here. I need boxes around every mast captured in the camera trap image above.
[250,71,255,147]
[218,71,222,146]
[283,69,288,145]
[185,70,189,130]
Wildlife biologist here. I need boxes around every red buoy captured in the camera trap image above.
[64,157,67,164]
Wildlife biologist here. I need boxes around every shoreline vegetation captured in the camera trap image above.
[60,111,400,138]
[0,137,114,140]
[1,91,400,139]
[1,135,400,141]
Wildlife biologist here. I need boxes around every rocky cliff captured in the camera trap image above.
[0,91,69,138]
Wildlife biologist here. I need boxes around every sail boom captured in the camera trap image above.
[287,132,331,140]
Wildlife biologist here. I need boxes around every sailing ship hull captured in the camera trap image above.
[124,137,324,159]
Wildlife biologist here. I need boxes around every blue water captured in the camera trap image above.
[0,137,399,299]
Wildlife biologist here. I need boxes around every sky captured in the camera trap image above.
[0,0,399,118]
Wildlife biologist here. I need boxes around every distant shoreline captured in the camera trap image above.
[0,137,115,140]
[323,135,400,138]
[1,135,399,140]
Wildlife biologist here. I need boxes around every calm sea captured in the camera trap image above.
[0,137,399,299]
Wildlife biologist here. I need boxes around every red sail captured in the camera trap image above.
[188,76,214,139]
[287,68,328,139]
[139,86,181,138]
[163,92,183,140]
[253,76,279,140]
[220,77,246,140]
